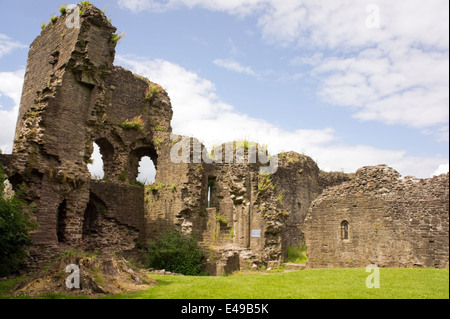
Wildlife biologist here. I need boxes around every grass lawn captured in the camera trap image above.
[106,268,448,299]
[1,268,448,299]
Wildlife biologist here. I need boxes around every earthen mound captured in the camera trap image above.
[12,255,156,297]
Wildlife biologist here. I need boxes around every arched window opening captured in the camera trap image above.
[341,220,349,240]
[88,143,104,180]
[87,138,115,181]
[57,200,67,243]
[207,176,217,208]
[129,146,158,185]
[137,156,156,185]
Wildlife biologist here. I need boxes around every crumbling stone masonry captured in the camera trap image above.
[1,4,448,273]
[304,166,449,268]
[0,5,172,265]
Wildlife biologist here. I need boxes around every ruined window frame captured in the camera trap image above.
[340,220,349,241]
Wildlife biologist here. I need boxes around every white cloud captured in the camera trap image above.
[0,69,25,154]
[0,34,26,59]
[117,1,448,49]
[117,0,449,140]
[117,55,447,178]
[433,163,450,176]
[213,59,257,77]
[1,57,445,179]
[311,47,449,131]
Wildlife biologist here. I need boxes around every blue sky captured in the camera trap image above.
[0,0,448,179]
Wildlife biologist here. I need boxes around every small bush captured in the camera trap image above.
[0,165,38,276]
[215,214,228,224]
[258,174,275,192]
[146,183,165,193]
[118,115,144,131]
[80,1,91,6]
[50,16,58,25]
[59,6,68,15]
[153,138,164,147]
[277,194,283,204]
[145,84,162,101]
[111,32,125,46]
[146,229,206,276]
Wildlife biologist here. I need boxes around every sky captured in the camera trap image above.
[0,0,448,181]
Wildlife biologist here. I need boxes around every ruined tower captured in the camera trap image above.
[1,4,447,273]
[1,4,173,263]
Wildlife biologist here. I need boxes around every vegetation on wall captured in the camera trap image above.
[145,83,163,101]
[258,174,275,192]
[111,32,125,46]
[118,115,144,131]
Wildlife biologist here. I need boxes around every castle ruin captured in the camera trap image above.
[0,4,448,274]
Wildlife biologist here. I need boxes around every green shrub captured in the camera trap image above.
[0,165,38,276]
[118,170,127,182]
[111,33,125,46]
[118,115,144,131]
[258,174,275,192]
[146,182,165,193]
[146,229,206,276]
[285,245,308,264]
[153,138,164,147]
[59,6,68,15]
[277,194,283,204]
[145,83,162,101]
[215,214,228,224]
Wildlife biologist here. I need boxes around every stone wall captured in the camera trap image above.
[1,4,447,274]
[304,165,449,268]
[142,141,292,271]
[0,4,172,266]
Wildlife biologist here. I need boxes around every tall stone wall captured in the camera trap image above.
[1,4,447,274]
[304,165,449,268]
[143,141,293,271]
[0,4,172,266]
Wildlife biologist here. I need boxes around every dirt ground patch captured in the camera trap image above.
[11,255,157,298]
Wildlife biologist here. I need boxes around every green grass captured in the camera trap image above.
[1,269,448,299]
[106,268,448,300]
[285,245,308,264]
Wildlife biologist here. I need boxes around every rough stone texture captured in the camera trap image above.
[304,165,449,269]
[0,5,171,267]
[272,153,321,254]
[143,141,293,272]
[1,4,448,275]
